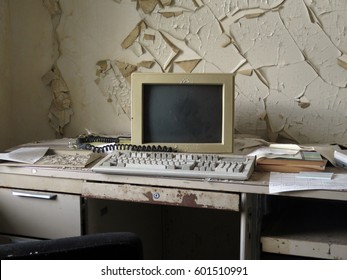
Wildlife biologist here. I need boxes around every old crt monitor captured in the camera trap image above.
[131,72,234,153]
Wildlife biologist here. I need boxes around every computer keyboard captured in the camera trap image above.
[91,150,255,180]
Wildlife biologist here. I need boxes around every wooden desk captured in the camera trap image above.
[1,164,346,259]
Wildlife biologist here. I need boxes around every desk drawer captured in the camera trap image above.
[83,182,239,211]
[0,188,81,239]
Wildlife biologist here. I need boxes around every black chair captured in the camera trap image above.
[0,232,143,260]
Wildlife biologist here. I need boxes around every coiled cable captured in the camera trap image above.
[76,135,175,153]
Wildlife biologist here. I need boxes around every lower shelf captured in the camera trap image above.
[261,235,347,260]
[261,197,347,260]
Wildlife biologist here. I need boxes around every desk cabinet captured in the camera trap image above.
[1,164,347,259]
[0,188,81,240]
[260,196,347,259]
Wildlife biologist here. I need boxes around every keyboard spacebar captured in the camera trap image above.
[125,163,167,170]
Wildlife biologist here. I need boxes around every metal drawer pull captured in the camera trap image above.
[12,191,57,200]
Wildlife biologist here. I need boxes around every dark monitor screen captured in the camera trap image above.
[143,84,223,143]
[131,72,234,153]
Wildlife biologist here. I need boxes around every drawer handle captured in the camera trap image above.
[12,191,57,200]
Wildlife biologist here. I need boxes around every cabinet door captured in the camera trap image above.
[0,188,81,239]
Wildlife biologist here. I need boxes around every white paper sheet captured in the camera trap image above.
[248,146,301,159]
[269,172,347,193]
[0,147,49,164]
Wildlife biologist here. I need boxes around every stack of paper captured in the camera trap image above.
[269,172,347,193]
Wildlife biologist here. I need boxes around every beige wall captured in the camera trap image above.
[0,0,55,150]
[9,0,55,146]
[2,0,347,149]
[0,0,12,151]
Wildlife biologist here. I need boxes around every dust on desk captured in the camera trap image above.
[34,149,101,168]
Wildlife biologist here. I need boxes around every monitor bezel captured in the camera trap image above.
[131,72,234,153]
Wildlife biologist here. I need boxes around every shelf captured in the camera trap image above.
[261,197,347,259]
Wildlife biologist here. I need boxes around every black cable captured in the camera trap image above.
[76,135,175,153]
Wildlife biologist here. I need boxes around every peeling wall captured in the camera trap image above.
[4,0,347,147]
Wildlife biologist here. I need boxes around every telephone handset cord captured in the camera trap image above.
[76,135,175,153]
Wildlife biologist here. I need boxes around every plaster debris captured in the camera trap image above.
[338,54,347,69]
[237,65,253,76]
[42,65,73,136]
[159,11,183,18]
[267,75,347,144]
[90,0,347,143]
[141,5,190,41]
[121,21,146,49]
[261,61,318,139]
[303,1,322,27]
[175,59,201,73]
[229,8,267,23]
[115,60,138,82]
[42,0,73,136]
[295,96,311,108]
[139,28,180,70]
[95,60,131,118]
[193,0,203,7]
[130,41,145,57]
[160,0,172,6]
[42,0,61,61]
[235,73,269,137]
[230,11,304,69]
[279,0,347,87]
[42,0,61,16]
[137,60,155,69]
[186,5,245,72]
[138,0,158,14]
[309,2,347,54]
[254,69,269,88]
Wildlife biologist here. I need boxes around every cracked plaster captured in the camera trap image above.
[53,0,347,144]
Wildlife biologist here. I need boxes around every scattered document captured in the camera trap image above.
[248,146,301,160]
[334,150,347,167]
[269,172,347,193]
[0,147,49,164]
[248,143,316,159]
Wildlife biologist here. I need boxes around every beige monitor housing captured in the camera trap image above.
[131,72,234,153]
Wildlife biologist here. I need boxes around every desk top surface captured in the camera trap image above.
[1,163,347,202]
